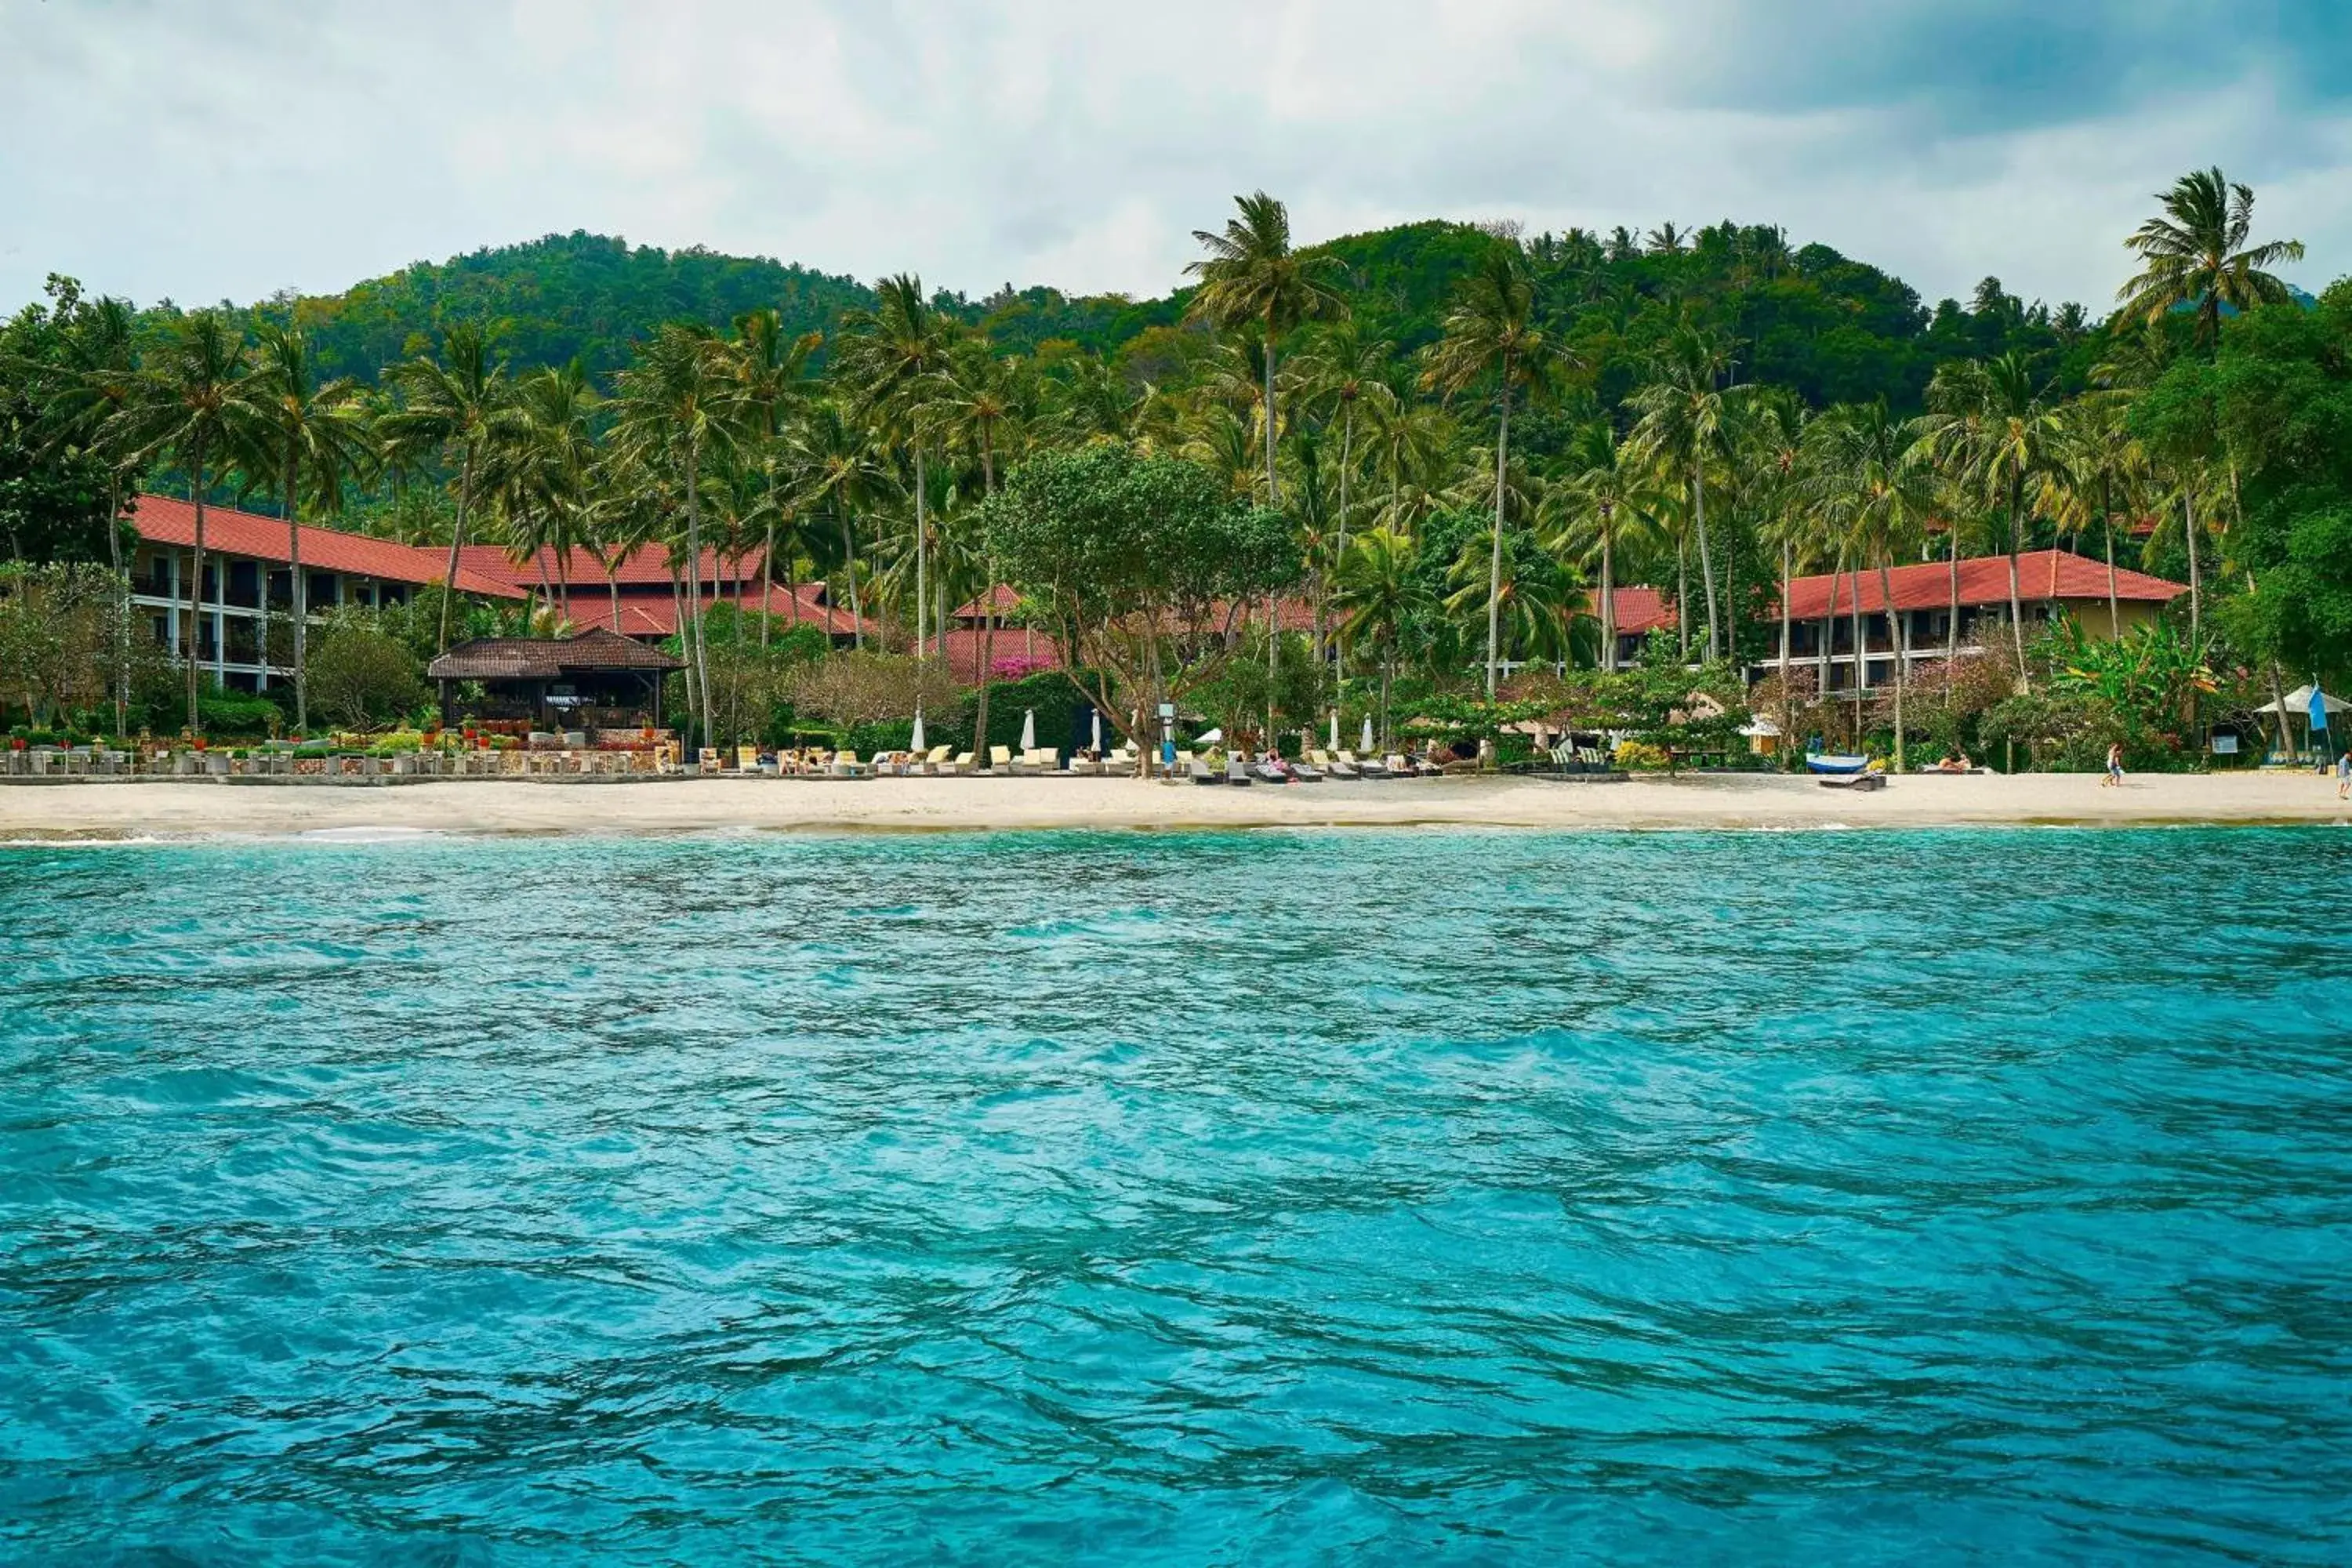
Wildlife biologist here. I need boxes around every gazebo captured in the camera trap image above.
[426,626,683,730]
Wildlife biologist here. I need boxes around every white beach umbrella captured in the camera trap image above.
[909,708,926,753]
[1329,710,1340,750]
[1020,710,1036,751]
[1196,728,1223,747]
[1091,710,1102,752]
[1361,715,1375,752]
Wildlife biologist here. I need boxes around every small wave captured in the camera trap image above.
[292,826,445,843]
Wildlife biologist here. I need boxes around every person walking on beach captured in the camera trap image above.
[2103,742,2125,788]
[2336,750,2350,799]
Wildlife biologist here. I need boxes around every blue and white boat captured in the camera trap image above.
[1805,753,1872,775]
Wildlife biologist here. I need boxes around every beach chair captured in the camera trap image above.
[1341,750,1390,779]
[1225,755,1253,786]
[1312,748,1359,780]
[923,745,953,775]
[947,750,975,775]
[1011,747,1056,776]
[1287,757,1324,782]
[699,746,722,771]
[1385,753,1420,778]
[737,746,759,771]
[989,745,1013,773]
[1188,754,1221,785]
[829,751,870,779]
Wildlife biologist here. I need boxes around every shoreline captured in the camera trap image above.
[4,771,2350,840]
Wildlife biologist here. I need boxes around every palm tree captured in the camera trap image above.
[836,275,952,659]
[1911,354,2063,682]
[380,324,510,654]
[1333,527,1433,751]
[483,361,599,622]
[726,309,822,646]
[1733,391,1811,691]
[1549,423,1663,673]
[1627,325,1743,662]
[787,397,891,650]
[608,324,739,752]
[2118,167,2304,352]
[1421,243,1576,695]
[53,295,142,731]
[1298,323,1389,681]
[927,337,1029,762]
[246,322,375,733]
[1184,191,1346,509]
[1809,402,1932,767]
[101,310,269,731]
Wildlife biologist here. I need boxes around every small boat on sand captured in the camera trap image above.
[1817,771,1886,791]
[1806,753,1872,775]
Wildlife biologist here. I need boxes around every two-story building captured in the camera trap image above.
[127,494,526,694]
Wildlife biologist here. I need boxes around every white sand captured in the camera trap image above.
[4,771,2350,840]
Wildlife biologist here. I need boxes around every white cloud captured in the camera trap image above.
[0,0,2341,315]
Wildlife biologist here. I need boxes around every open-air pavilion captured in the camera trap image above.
[427,627,683,731]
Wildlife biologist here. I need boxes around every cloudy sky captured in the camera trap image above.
[3,1,2344,315]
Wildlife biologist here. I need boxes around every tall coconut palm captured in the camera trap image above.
[1733,390,1811,689]
[1911,354,2063,682]
[1549,423,1664,673]
[836,275,952,659]
[246,322,375,732]
[727,309,822,646]
[1333,526,1433,751]
[926,337,1030,761]
[608,324,739,752]
[787,397,891,651]
[1421,243,1577,696]
[55,295,142,731]
[1627,325,1744,662]
[101,310,270,731]
[1298,323,1389,681]
[1809,402,1933,768]
[484,360,599,622]
[380,324,510,654]
[2118,167,2304,352]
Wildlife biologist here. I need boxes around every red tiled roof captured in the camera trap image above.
[455,544,768,590]
[129,495,526,599]
[562,584,865,640]
[1780,550,2184,620]
[1606,586,1675,637]
[952,585,1023,619]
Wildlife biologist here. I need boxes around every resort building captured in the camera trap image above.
[452,546,867,645]
[126,494,525,694]
[1612,550,2188,691]
[426,627,683,731]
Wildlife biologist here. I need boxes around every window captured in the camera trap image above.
[227,560,261,609]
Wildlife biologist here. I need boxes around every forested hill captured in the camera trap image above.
[204,220,2102,412]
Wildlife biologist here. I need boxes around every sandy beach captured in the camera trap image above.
[4,770,2350,839]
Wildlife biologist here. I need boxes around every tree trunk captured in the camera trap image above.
[913,445,927,661]
[1850,553,1866,743]
[608,564,620,633]
[1880,557,1907,771]
[842,513,865,650]
[2005,470,2028,685]
[686,437,710,753]
[1946,535,1961,707]
[1601,513,1617,673]
[1777,537,1791,691]
[437,446,474,655]
[973,438,997,770]
[187,448,207,733]
[1676,535,1690,661]
[1486,377,1510,699]
[1693,457,1720,661]
[1819,551,1838,727]
[761,521,775,647]
[2104,481,2121,640]
[2183,487,2201,644]
[1335,402,1352,685]
[285,446,307,733]
[1265,328,1280,746]
[107,473,126,735]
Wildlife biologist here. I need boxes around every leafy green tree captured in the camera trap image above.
[1333,526,1433,750]
[835,275,952,659]
[305,610,427,729]
[1911,354,2065,681]
[978,444,1298,767]
[1551,423,1665,671]
[1421,244,1577,694]
[102,310,270,730]
[2118,168,2305,353]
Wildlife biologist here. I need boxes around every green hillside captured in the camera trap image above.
[200,220,2092,412]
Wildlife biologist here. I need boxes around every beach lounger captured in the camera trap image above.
[829,751,870,779]
[923,745,953,775]
[1313,749,1359,780]
[1011,747,1058,776]
[989,745,1013,773]
[1189,755,1221,785]
[1225,756,1253,786]
[948,750,975,775]
[1340,749,1390,779]
[1287,757,1324,782]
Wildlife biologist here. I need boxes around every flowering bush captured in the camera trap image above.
[1613,739,1670,771]
[989,655,1053,681]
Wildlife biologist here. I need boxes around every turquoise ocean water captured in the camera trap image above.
[4,827,2350,1565]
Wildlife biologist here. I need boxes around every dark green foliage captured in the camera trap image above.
[844,670,1094,759]
[305,612,427,729]
[258,232,874,383]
